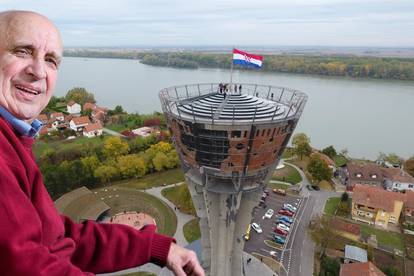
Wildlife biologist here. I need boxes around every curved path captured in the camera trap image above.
[144,182,196,246]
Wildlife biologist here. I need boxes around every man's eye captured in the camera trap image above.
[45,57,58,68]
[13,48,30,56]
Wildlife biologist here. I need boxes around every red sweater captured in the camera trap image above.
[0,117,173,275]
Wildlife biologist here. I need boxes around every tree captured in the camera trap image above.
[308,154,333,183]
[103,136,130,159]
[292,133,312,160]
[80,155,101,185]
[117,155,146,178]
[94,164,118,183]
[319,255,340,276]
[153,152,168,171]
[65,87,95,105]
[322,145,337,159]
[308,215,340,258]
[405,159,414,177]
[381,266,402,276]
[341,192,349,202]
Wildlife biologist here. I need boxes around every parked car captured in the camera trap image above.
[279,215,294,224]
[276,218,292,226]
[264,209,274,219]
[283,203,297,211]
[306,185,313,191]
[283,205,296,213]
[278,209,294,217]
[273,234,286,245]
[263,189,270,195]
[251,222,263,233]
[273,227,288,236]
[276,223,290,232]
[311,185,320,191]
[273,188,286,195]
[269,251,278,257]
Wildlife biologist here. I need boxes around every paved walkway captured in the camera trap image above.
[145,183,196,246]
[102,127,127,138]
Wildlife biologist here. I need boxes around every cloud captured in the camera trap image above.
[2,0,414,46]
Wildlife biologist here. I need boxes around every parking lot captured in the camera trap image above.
[244,190,305,265]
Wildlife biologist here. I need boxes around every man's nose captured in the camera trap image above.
[25,58,47,79]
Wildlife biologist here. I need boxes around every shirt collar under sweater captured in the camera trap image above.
[0,106,43,137]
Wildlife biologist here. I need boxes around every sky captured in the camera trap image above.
[2,0,414,47]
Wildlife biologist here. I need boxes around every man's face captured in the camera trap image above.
[0,13,62,121]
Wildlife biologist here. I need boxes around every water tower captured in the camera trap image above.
[159,83,307,276]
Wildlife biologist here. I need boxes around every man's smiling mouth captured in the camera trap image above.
[15,84,41,95]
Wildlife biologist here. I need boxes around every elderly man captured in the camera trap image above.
[0,10,204,276]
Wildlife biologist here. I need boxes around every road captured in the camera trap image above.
[102,127,127,137]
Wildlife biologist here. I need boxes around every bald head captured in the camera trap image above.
[0,11,62,53]
[0,10,63,121]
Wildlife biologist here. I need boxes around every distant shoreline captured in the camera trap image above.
[63,50,414,81]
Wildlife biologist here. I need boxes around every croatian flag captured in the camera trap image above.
[232,48,263,68]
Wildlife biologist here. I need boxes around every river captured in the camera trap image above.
[55,57,414,160]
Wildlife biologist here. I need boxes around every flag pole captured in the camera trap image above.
[229,47,234,93]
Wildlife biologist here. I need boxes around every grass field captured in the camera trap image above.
[334,155,348,167]
[360,224,404,251]
[95,187,177,236]
[319,180,334,191]
[33,136,105,157]
[183,218,201,243]
[161,183,196,215]
[324,197,340,216]
[267,182,290,190]
[117,168,185,190]
[272,164,302,184]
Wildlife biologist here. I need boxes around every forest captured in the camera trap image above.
[65,50,414,80]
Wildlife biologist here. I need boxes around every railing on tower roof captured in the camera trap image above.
[159,83,307,125]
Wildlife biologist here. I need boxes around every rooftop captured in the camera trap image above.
[345,245,368,263]
[160,83,307,125]
[340,262,385,276]
[353,184,406,212]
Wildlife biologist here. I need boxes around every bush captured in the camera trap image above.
[319,255,340,276]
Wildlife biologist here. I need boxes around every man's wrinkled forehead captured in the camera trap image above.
[0,11,63,58]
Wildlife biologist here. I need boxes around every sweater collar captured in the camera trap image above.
[0,106,43,137]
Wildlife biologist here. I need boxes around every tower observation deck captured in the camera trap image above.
[159,83,307,276]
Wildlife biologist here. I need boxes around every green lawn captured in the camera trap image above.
[272,164,302,184]
[324,197,340,216]
[183,218,201,243]
[161,183,196,215]
[117,168,185,190]
[360,224,404,251]
[267,182,290,190]
[33,136,105,157]
[334,155,348,167]
[93,188,177,236]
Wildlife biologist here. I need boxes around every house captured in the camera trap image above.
[132,126,158,137]
[83,122,103,138]
[69,116,90,131]
[83,102,96,112]
[345,163,385,191]
[340,262,385,276]
[91,107,108,123]
[383,167,414,192]
[36,114,48,124]
[66,101,81,115]
[352,184,405,228]
[344,245,367,264]
[50,112,64,122]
